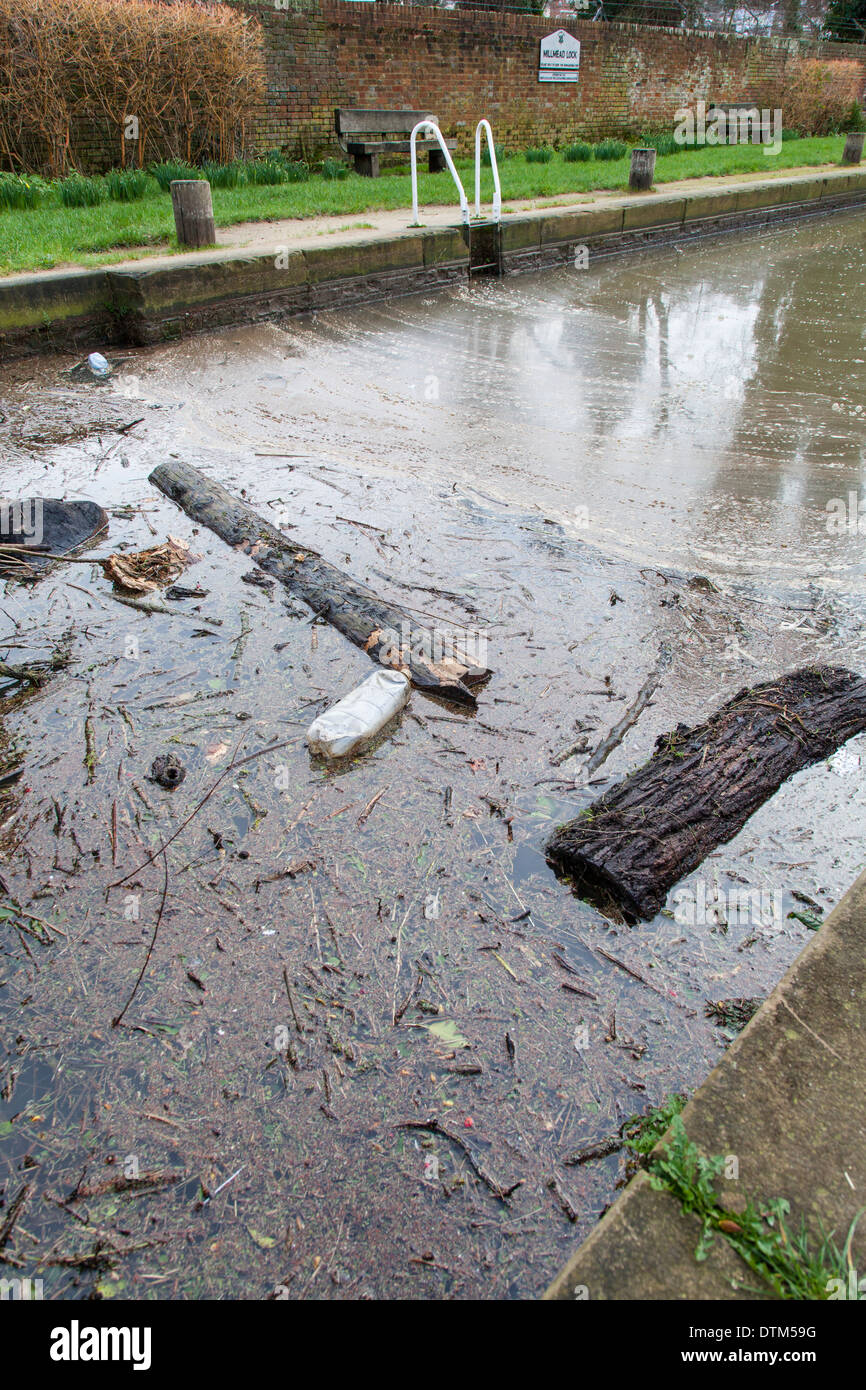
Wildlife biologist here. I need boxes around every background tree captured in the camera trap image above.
[593,0,690,25]
[822,0,866,40]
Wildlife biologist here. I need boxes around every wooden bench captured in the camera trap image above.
[334,108,457,178]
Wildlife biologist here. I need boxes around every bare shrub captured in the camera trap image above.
[0,0,265,175]
[755,57,864,136]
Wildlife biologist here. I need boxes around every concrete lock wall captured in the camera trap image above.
[63,3,866,171]
[4,168,866,358]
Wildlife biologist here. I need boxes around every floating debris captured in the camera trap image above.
[101,536,198,594]
[705,998,764,1032]
[86,352,111,380]
[149,753,186,789]
[307,670,410,759]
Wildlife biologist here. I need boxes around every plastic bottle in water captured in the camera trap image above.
[306,668,410,758]
[87,352,111,379]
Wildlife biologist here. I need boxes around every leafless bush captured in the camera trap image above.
[756,57,864,134]
[0,0,265,175]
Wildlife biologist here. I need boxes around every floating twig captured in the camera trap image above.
[111,847,169,1028]
[562,1135,623,1167]
[108,737,295,890]
[357,785,389,827]
[552,950,597,999]
[68,1171,184,1201]
[547,1176,579,1221]
[196,1164,246,1209]
[0,1181,30,1250]
[396,1118,522,1203]
[282,967,303,1034]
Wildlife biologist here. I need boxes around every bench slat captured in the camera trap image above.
[336,108,438,137]
[345,139,456,155]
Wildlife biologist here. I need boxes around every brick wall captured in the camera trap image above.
[237,3,866,159]
[53,3,866,171]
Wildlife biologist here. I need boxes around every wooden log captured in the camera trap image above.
[629,148,656,192]
[842,132,865,166]
[149,459,490,705]
[546,667,866,921]
[170,180,216,248]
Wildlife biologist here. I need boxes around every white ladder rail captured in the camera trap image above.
[474,119,501,223]
[409,120,469,227]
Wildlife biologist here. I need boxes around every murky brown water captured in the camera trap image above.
[103,202,865,588]
[1,208,865,1300]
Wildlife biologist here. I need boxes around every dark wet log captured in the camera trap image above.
[170,180,216,248]
[149,459,490,705]
[546,667,866,921]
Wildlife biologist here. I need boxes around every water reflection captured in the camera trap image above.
[127,207,866,587]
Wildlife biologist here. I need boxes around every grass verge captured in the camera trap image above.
[0,137,848,276]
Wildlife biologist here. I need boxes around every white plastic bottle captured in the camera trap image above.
[87,352,111,379]
[306,668,410,758]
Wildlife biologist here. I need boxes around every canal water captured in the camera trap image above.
[0,206,864,1298]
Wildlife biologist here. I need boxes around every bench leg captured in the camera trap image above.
[354,152,379,178]
[428,149,446,173]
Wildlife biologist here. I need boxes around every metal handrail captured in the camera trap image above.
[409,120,469,226]
[474,118,501,223]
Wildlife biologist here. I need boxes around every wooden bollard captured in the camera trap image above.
[629,147,656,192]
[170,179,216,248]
[842,132,865,166]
